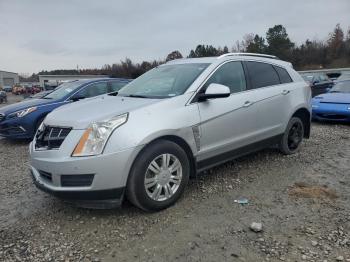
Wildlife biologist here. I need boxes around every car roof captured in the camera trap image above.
[165,53,292,68]
[70,78,131,85]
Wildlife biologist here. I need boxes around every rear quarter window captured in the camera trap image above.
[246,61,280,89]
[274,66,293,83]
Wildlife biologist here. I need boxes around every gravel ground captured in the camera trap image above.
[0,94,350,262]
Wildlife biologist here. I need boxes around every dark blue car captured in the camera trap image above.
[0,78,131,139]
[312,80,350,122]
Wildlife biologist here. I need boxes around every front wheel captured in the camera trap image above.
[126,140,190,212]
[279,117,304,155]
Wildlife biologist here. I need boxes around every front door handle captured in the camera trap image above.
[282,90,290,95]
[243,101,253,107]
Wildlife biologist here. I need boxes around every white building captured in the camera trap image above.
[0,70,19,90]
[38,75,108,89]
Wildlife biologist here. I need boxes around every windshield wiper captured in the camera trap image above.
[123,94,149,98]
[330,90,341,93]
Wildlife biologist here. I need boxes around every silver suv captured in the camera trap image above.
[30,53,311,211]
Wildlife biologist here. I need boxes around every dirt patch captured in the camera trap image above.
[289,182,338,199]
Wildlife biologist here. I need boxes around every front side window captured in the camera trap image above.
[109,81,128,92]
[246,61,280,89]
[203,61,246,93]
[77,82,108,98]
[118,63,209,98]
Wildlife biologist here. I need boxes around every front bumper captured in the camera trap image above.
[0,118,35,139]
[312,103,350,122]
[30,136,143,203]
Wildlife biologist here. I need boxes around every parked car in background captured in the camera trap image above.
[312,79,350,122]
[0,78,131,139]
[12,85,26,95]
[3,86,13,92]
[29,53,311,211]
[301,73,333,97]
[0,90,7,103]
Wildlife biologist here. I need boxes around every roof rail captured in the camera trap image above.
[217,53,279,60]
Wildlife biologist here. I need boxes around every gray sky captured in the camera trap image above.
[0,0,349,75]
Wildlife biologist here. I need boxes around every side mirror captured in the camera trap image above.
[312,80,319,85]
[71,95,85,102]
[198,83,230,102]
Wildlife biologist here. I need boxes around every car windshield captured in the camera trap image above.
[330,81,350,93]
[43,81,82,99]
[118,63,209,98]
[337,73,350,82]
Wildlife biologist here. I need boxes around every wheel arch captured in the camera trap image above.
[133,135,197,178]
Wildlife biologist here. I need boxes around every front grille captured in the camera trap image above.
[61,174,94,187]
[0,113,4,122]
[35,126,72,150]
[39,170,52,182]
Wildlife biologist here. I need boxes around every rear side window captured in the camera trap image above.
[203,61,246,94]
[274,66,292,83]
[246,61,280,89]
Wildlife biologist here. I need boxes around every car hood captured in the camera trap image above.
[314,93,350,104]
[44,95,161,129]
[0,98,59,115]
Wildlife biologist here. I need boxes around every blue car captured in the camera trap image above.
[0,78,131,139]
[312,80,350,122]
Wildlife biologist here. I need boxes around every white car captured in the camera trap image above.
[30,53,311,211]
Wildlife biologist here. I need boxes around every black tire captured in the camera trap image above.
[279,117,304,155]
[126,140,190,212]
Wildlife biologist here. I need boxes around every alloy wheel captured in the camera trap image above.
[144,153,183,202]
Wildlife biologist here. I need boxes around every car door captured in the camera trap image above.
[244,61,291,140]
[196,61,258,162]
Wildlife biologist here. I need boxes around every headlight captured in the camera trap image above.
[72,113,128,157]
[9,107,37,118]
[312,104,319,109]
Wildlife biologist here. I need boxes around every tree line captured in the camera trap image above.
[21,24,350,82]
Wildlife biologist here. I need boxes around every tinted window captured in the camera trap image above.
[77,82,108,98]
[246,61,280,89]
[203,61,246,93]
[110,81,128,92]
[274,66,292,83]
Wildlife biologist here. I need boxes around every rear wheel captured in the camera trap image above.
[279,117,304,155]
[126,140,190,212]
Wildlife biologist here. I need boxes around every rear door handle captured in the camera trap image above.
[282,90,290,95]
[243,101,253,107]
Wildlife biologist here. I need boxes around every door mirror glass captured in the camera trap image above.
[198,83,230,102]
